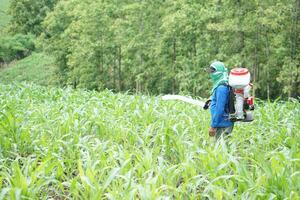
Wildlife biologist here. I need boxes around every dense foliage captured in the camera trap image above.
[0,0,57,65]
[8,0,59,35]
[3,0,300,99]
[0,34,35,64]
[39,0,300,99]
[0,83,299,199]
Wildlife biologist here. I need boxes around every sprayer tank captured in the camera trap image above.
[229,68,250,89]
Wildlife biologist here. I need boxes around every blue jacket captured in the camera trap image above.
[210,85,233,128]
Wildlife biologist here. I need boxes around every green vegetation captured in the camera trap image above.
[0,53,56,85]
[0,0,57,70]
[0,83,299,199]
[0,1,299,199]
[8,0,58,35]
[0,0,10,30]
[39,0,300,99]
[1,0,299,99]
[0,34,35,63]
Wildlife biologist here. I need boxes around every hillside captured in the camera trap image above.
[0,83,299,199]
[0,53,56,86]
[0,0,10,29]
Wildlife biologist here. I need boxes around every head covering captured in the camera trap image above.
[209,61,229,93]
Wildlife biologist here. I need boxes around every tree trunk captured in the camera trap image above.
[118,45,122,91]
[138,2,145,93]
[172,38,177,94]
[253,25,259,98]
[265,33,270,99]
[113,53,117,89]
[292,0,300,97]
[237,0,245,66]
[254,3,262,98]
[214,0,222,55]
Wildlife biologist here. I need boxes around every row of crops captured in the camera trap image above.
[0,83,299,199]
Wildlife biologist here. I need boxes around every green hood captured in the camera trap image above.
[209,61,228,94]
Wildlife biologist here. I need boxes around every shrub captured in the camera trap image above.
[0,34,35,64]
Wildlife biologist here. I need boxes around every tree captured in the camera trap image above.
[39,0,299,99]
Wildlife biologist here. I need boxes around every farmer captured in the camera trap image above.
[206,61,234,139]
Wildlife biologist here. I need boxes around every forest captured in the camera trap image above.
[0,0,299,99]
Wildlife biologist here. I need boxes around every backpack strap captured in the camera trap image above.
[228,86,236,114]
[221,83,235,114]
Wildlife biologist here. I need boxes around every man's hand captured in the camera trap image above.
[209,127,217,137]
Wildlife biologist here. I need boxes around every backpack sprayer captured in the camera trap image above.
[228,68,254,122]
[162,67,255,123]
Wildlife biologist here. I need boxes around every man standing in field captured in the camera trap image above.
[206,61,234,139]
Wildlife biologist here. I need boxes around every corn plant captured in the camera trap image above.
[0,83,299,199]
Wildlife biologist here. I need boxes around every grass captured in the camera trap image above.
[0,82,299,199]
[0,0,10,31]
[0,53,57,86]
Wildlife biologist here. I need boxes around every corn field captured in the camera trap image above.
[0,83,299,199]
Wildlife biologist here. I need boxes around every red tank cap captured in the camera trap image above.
[230,68,249,76]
